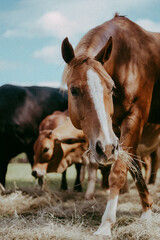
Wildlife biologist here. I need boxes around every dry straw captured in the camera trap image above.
[0,166,160,240]
[1,185,160,239]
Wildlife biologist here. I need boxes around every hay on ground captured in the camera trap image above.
[0,178,160,239]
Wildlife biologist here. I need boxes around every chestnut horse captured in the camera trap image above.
[61,14,160,237]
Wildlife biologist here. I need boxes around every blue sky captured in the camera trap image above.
[0,0,160,87]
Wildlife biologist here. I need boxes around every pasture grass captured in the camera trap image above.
[6,163,36,189]
[6,163,103,192]
[0,163,160,240]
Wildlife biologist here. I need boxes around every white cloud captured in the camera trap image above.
[33,45,62,64]
[136,19,160,32]
[3,29,19,38]
[3,29,28,38]
[38,81,61,88]
[2,11,79,40]
[1,0,160,40]
[36,11,77,39]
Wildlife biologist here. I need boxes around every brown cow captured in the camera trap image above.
[39,110,69,132]
[32,111,88,191]
[32,110,71,189]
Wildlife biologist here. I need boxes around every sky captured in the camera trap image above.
[0,0,160,87]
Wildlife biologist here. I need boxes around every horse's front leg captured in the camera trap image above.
[94,109,153,237]
[119,111,153,214]
[85,161,99,200]
[94,159,127,237]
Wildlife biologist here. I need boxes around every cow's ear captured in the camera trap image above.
[47,131,53,138]
[61,37,75,64]
[95,36,112,64]
[61,138,86,144]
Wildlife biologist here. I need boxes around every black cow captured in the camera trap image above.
[0,84,68,187]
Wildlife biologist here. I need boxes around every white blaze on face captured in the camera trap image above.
[87,68,111,144]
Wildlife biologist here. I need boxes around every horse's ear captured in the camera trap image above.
[61,37,75,64]
[95,36,112,64]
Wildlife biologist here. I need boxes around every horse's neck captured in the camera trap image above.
[152,32,160,52]
[153,32,160,39]
[153,33,160,74]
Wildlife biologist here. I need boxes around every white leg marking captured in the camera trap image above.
[141,209,152,220]
[94,195,119,236]
[87,69,111,144]
[85,164,97,200]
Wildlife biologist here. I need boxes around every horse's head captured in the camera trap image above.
[61,37,119,165]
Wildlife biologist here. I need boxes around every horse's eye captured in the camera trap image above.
[70,87,80,97]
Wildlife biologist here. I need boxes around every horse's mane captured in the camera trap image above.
[114,12,127,18]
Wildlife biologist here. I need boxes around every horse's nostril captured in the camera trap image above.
[96,141,104,156]
[115,139,119,150]
[32,170,37,178]
[43,147,49,153]
[112,144,115,154]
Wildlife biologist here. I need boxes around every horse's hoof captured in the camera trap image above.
[84,193,94,200]
[93,221,112,238]
[141,209,152,220]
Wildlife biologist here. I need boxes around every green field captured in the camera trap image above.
[6,163,103,192]
[6,163,78,190]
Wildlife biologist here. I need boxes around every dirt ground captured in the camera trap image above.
[0,175,160,240]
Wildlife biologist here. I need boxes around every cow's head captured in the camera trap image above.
[32,129,87,178]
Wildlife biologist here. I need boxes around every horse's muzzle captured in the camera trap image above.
[95,140,118,166]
